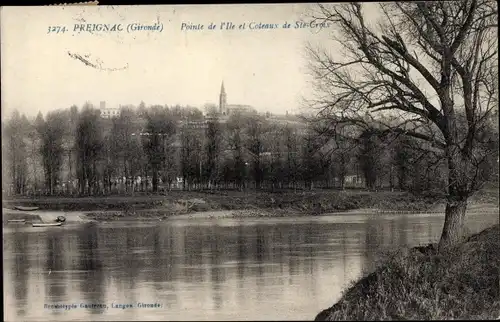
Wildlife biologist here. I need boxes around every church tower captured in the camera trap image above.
[219,81,227,115]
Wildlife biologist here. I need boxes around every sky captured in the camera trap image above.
[1,4,337,118]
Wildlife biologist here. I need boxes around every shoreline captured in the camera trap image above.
[3,189,498,223]
[315,224,500,320]
[3,201,498,224]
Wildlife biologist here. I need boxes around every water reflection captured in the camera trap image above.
[3,210,498,321]
[11,232,29,317]
[78,225,106,315]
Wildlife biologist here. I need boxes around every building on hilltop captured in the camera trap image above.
[217,81,256,117]
[179,119,209,129]
[219,82,228,115]
[98,101,120,119]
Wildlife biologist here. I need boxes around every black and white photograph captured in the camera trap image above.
[1,1,499,321]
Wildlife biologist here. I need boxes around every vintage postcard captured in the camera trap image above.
[2,2,498,322]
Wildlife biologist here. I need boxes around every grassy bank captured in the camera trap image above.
[3,189,446,214]
[315,224,500,320]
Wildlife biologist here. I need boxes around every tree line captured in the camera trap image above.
[6,102,495,197]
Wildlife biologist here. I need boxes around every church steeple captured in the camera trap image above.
[219,81,227,115]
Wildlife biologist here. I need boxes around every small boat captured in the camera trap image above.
[14,206,39,211]
[32,222,62,227]
[8,219,26,223]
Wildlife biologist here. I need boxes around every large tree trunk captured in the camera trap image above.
[438,145,471,249]
[438,196,468,249]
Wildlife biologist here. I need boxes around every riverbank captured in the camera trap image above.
[2,189,445,211]
[3,188,498,222]
[315,224,500,320]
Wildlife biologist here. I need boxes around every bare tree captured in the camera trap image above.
[357,130,384,190]
[226,112,247,191]
[26,113,44,194]
[332,132,355,190]
[301,127,323,190]
[205,119,223,189]
[75,106,104,195]
[67,106,79,194]
[307,1,498,247]
[39,111,68,195]
[245,113,270,190]
[110,107,138,193]
[264,124,287,190]
[284,125,301,191]
[3,110,30,195]
[143,106,177,193]
[180,124,203,190]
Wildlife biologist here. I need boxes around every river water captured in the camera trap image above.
[3,208,498,321]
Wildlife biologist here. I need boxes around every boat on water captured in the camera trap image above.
[7,219,26,223]
[32,222,62,227]
[14,206,40,211]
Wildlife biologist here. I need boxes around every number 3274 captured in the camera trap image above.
[48,26,67,34]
